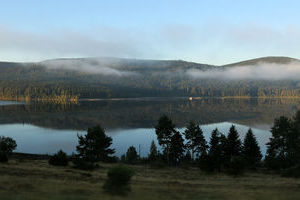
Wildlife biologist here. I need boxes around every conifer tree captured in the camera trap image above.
[265,116,294,169]
[209,128,221,156]
[169,131,185,165]
[126,146,138,164]
[148,140,158,161]
[184,121,208,159]
[242,128,262,168]
[208,128,222,171]
[225,125,242,160]
[76,125,115,163]
[155,115,177,164]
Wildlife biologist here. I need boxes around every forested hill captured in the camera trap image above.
[0,56,300,102]
[222,56,299,67]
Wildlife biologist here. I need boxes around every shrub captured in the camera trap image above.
[0,136,17,154]
[72,156,97,170]
[0,151,8,163]
[103,165,134,195]
[227,156,245,176]
[49,150,69,166]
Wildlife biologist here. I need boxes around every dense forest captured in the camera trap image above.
[1,56,300,101]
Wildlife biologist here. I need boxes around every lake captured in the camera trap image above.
[0,98,299,157]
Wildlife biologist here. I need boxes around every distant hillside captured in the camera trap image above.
[223,56,300,67]
[0,56,300,102]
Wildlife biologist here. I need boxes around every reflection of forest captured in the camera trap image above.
[0,98,299,130]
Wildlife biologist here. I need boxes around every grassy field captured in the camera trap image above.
[0,158,300,200]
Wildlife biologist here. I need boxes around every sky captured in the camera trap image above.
[0,0,300,65]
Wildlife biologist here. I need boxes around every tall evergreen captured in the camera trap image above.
[126,146,138,164]
[148,140,158,161]
[225,125,242,160]
[184,121,208,159]
[242,128,262,168]
[76,125,115,162]
[155,115,177,164]
[209,128,221,156]
[169,131,185,165]
[265,116,295,169]
[208,129,223,171]
[219,133,228,167]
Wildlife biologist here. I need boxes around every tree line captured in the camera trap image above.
[1,111,300,177]
[0,84,78,103]
[2,83,300,101]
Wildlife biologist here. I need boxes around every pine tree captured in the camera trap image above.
[242,128,262,168]
[265,116,294,169]
[184,121,208,159]
[225,125,242,161]
[169,131,185,165]
[155,115,177,164]
[148,140,158,161]
[76,125,115,163]
[208,128,223,171]
[209,128,221,156]
[126,146,138,164]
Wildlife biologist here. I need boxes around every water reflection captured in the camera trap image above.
[0,98,299,130]
[0,98,298,156]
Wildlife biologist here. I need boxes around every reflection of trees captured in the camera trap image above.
[0,98,299,130]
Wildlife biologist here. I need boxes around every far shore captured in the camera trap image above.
[2,96,300,104]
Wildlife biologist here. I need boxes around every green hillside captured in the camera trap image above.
[0,56,300,101]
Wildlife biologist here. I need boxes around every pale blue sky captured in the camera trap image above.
[0,0,299,64]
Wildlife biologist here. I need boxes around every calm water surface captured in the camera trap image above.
[0,98,299,156]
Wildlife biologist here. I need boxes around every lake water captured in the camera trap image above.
[0,98,299,157]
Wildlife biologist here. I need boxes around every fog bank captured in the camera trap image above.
[42,59,138,76]
[186,62,300,80]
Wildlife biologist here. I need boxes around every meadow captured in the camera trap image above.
[0,157,300,200]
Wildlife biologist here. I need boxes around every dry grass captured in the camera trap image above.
[0,159,300,200]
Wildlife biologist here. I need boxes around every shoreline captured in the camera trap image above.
[2,96,300,103]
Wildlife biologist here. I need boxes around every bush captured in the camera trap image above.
[49,150,69,166]
[281,165,300,178]
[72,157,97,170]
[0,136,17,154]
[0,151,8,163]
[103,165,134,195]
[227,156,245,176]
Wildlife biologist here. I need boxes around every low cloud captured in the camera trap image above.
[42,58,138,76]
[186,62,300,80]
